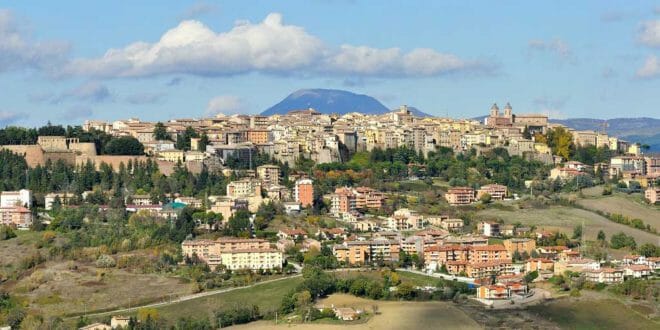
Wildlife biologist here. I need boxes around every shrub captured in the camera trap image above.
[95,254,116,268]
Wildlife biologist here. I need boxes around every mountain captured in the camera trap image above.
[550,117,660,137]
[261,88,432,117]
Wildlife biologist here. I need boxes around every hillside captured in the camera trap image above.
[261,88,432,117]
[550,117,660,137]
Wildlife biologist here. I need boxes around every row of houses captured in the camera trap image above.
[444,184,508,206]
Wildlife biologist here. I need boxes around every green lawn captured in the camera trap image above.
[528,298,659,330]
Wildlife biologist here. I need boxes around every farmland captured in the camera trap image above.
[575,194,660,230]
[476,206,659,246]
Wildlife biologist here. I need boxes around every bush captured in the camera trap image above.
[0,225,16,240]
[95,254,116,268]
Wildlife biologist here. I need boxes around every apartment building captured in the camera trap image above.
[0,206,33,229]
[333,239,400,265]
[468,245,510,263]
[44,192,76,210]
[585,268,624,284]
[294,178,314,207]
[503,238,536,256]
[226,179,261,198]
[476,184,507,200]
[645,187,659,204]
[256,164,280,186]
[219,249,283,271]
[466,260,513,279]
[478,221,501,237]
[444,187,475,205]
[181,238,280,271]
[0,189,32,209]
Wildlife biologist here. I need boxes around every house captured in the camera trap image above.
[301,238,322,252]
[440,218,464,231]
[79,323,112,330]
[334,307,360,321]
[623,265,652,279]
[175,196,203,208]
[277,228,308,240]
[317,228,347,240]
[477,282,528,300]
[478,221,500,237]
[525,258,554,273]
[283,201,301,214]
[130,194,152,206]
[110,315,131,329]
[44,192,76,210]
[585,268,624,284]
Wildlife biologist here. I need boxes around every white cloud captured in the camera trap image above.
[639,20,660,47]
[0,9,70,73]
[0,110,25,126]
[206,95,248,115]
[528,38,572,59]
[636,55,660,78]
[63,13,492,79]
[179,2,218,20]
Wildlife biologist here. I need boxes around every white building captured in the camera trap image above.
[0,189,32,209]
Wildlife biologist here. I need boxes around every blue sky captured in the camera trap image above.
[1,0,660,127]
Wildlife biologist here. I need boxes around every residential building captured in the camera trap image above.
[219,249,283,271]
[0,189,32,209]
[295,178,314,207]
[477,184,508,200]
[256,164,280,186]
[478,221,501,237]
[0,206,33,229]
[503,238,536,256]
[44,192,76,210]
[525,258,554,273]
[585,268,624,284]
[444,187,475,205]
[645,187,659,204]
[227,179,261,198]
[181,238,281,271]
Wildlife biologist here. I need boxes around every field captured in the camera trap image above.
[10,260,192,317]
[528,298,659,330]
[231,294,481,330]
[476,206,659,246]
[575,194,660,229]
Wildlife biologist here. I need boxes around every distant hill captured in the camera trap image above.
[551,117,660,151]
[261,88,432,117]
[550,117,660,137]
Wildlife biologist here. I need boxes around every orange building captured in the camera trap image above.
[444,187,475,205]
[468,245,510,263]
[503,238,536,256]
[246,129,270,144]
[295,178,314,207]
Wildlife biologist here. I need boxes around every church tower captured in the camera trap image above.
[490,103,500,117]
[504,102,512,119]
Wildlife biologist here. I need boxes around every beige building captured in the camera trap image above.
[219,249,283,271]
[444,187,475,205]
[256,164,280,186]
[181,237,281,271]
[645,187,659,204]
[227,179,261,198]
[0,206,32,229]
[477,184,507,200]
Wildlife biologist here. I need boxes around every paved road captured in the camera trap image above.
[67,274,302,320]
[397,268,475,284]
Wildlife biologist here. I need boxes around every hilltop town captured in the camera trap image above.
[0,105,658,329]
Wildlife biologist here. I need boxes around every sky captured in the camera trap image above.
[1,0,660,127]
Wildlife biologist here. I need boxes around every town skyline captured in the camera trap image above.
[2,1,660,127]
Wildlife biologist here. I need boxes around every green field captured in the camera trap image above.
[476,206,659,245]
[576,194,660,229]
[528,298,659,330]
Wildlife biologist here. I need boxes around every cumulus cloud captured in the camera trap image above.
[125,92,166,104]
[639,20,660,47]
[636,55,660,78]
[179,2,218,20]
[528,38,572,59]
[63,13,492,79]
[0,9,70,73]
[0,110,26,126]
[206,95,248,115]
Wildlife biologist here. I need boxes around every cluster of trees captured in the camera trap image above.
[605,213,656,234]
[0,151,230,205]
[609,232,637,250]
[610,278,658,301]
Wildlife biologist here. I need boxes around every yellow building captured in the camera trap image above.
[219,249,283,271]
[157,149,185,162]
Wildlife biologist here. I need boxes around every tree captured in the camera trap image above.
[572,224,583,239]
[153,122,170,141]
[524,270,538,283]
[610,232,636,249]
[227,209,251,237]
[175,126,199,151]
[104,136,145,155]
[637,243,660,257]
[198,133,210,152]
[479,192,492,204]
[597,230,606,242]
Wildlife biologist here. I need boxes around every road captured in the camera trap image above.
[397,268,475,284]
[66,274,302,320]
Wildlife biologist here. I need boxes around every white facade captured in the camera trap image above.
[0,189,32,209]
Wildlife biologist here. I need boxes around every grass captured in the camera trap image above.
[146,275,304,322]
[575,193,660,229]
[528,298,659,330]
[476,205,659,246]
